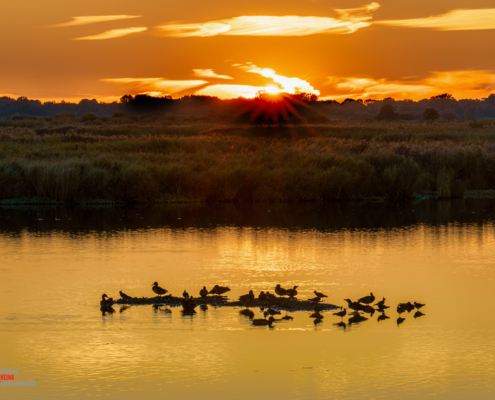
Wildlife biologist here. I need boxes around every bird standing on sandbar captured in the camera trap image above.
[239,290,255,303]
[358,292,375,305]
[314,290,328,299]
[258,291,267,301]
[199,286,208,298]
[275,284,288,297]
[119,291,132,301]
[152,282,168,297]
[286,286,299,299]
[265,291,277,300]
[333,308,347,320]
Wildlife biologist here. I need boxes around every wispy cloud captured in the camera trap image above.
[101,77,208,95]
[52,15,142,28]
[322,71,495,100]
[377,8,495,31]
[75,27,147,40]
[195,84,269,99]
[157,3,379,37]
[193,69,234,80]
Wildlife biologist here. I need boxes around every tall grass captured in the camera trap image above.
[1,120,495,203]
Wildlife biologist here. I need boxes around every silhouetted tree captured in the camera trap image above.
[423,108,440,121]
[376,104,397,120]
[120,95,133,104]
[430,93,454,100]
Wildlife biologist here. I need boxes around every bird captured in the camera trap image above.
[152,282,168,297]
[308,296,321,302]
[258,291,268,301]
[252,316,275,327]
[314,290,328,299]
[310,312,324,319]
[362,305,376,317]
[397,316,405,326]
[358,292,375,305]
[333,308,347,320]
[265,291,277,300]
[239,290,255,303]
[119,291,132,301]
[399,302,415,312]
[240,308,255,319]
[397,304,406,316]
[344,299,365,311]
[314,317,323,326]
[414,301,425,310]
[286,286,299,299]
[183,290,189,299]
[264,308,281,317]
[209,285,231,295]
[100,294,114,307]
[348,314,368,325]
[377,313,390,322]
[374,297,386,307]
[200,305,208,312]
[377,304,390,311]
[414,311,425,318]
[199,286,208,298]
[275,284,288,297]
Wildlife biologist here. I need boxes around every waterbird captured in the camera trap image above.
[333,308,347,320]
[209,285,231,295]
[374,297,386,307]
[275,284,288,297]
[100,294,114,307]
[397,316,405,326]
[362,305,376,317]
[397,304,406,316]
[119,291,132,301]
[414,301,425,310]
[377,313,390,322]
[344,299,365,312]
[377,304,390,311]
[258,291,268,301]
[252,316,275,327]
[264,308,281,317]
[414,311,425,318]
[313,303,324,312]
[310,312,324,319]
[152,282,168,297]
[265,291,277,300]
[314,290,328,299]
[348,314,368,325]
[199,286,208,298]
[286,286,299,299]
[358,292,375,305]
[183,290,189,299]
[239,290,255,303]
[240,308,255,319]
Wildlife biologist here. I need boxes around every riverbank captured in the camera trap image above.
[1,120,495,203]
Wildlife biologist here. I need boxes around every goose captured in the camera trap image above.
[275,284,288,297]
[358,292,375,305]
[199,286,208,298]
[152,282,168,297]
[119,291,132,301]
[333,308,347,320]
[314,290,328,298]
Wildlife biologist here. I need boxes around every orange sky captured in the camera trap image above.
[1,0,495,102]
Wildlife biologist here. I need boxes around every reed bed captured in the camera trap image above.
[1,120,495,203]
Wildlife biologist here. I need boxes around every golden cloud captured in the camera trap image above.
[377,8,495,31]
[192,69,234,80]
[52,15,142,28]
[157,3,379,37]
[75,27,147,40]
[101,77,208,95]
[194,84,268,99]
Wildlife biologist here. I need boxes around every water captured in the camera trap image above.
[1,201,495,399]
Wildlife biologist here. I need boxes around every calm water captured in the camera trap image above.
[1,201,495,399]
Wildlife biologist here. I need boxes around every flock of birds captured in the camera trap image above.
[99,284,426,328]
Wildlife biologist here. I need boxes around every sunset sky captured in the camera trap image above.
[2,0,495,102]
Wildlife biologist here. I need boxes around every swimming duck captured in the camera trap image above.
[344,299,365,311]
[358,292,375,305]
[240,308,255,319]
[183,290,189,299]
[252,316,275,327]
[374,297,386,307]
[314,290,328,299]
[239,290,255,303]
[333,308,347,320]
[152,282,168,297]
[119,291,132,301]
[286,286,299,299]
[199,286,208,298]
[263,308,281,317]
[377,313,390,322]
[397,316,405,326]
[414,301,425,310]
[265,291,277,300]
[414,311,425,318]
[275,284,288,297]
[258,291,268,301]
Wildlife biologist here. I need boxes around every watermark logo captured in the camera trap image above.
[1,369,37,387]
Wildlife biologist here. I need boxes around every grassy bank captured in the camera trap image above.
[1,119,495,203]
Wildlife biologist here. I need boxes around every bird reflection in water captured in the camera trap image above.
[152,304,172,313]
[397,316,405,326]
[200,304,208,312]
[181,296,197,316]
[414,311,425,318]
[100,305,115,316]
[240,308,255,319]
[333,321,347,331]
[377,313,390,322]
[348,314,368,325]
[119,305,131,314]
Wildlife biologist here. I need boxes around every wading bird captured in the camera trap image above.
[275,284,288,297]
[119,291,132,301]
[414,301,425,310]
[286,286,299,299]
[374,297,386,308]
[358,292,375,305]
[152,282,168,297]
[333,308,347,320]
[199,286,208,298]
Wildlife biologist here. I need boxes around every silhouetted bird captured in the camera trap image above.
[183,290,189,299]
[119,291,132,301]
[314,317,323,326]
[100,294,115,307]
[414,311,425,318]
[397,316,405,326]
[399,302,415,312]
[275,284,288,297]
[310,312,324,319]
[414,301,425,310]
[377,304,390,311]
[377,313,390,322]
[264,308,281,317]
[252,316,275,327]
[265,291,277,300]
[209,285,231,295]
[397,304,406,316]
[344,299,365,311]
[358,292,375,305]
[286,286,299,299]
[100,305,115,315]
[314,303,324,312]
[362,305,376,317]
[348,314,368,325]
[374,297,386,307]
[240,308,255,319]
[199,286,208,298]
[239,290,255,303]
[333,308,347,320]
[258,291,268,301]
[152,282,168,297]
[314,290,328,299]
[309,296,321,302]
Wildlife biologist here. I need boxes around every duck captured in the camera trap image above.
[286,286,299,299]
[199,286,208,298]
[263,308,281,317]
[240,308,255,319]
[358,292,375,305]
[252,316,275,327]
[414,311,425,318]
[397,316,405,326]
[333,308,347,320]
[377,313,390,322]
[183,290,189,299]
[265,291,277,300]
[414,301,425,310]
[374,297,386,307]
[152,282,168,297]
[119,291,132,301]
[100,294,114,307]
[258,291,268,301]
[209,285,231,295]
[275,284,288,297]
[344,299,365,311]
[314,290,328,299]
[239,290,255,303]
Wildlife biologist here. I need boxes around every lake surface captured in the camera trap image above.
[1,201,495,399]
